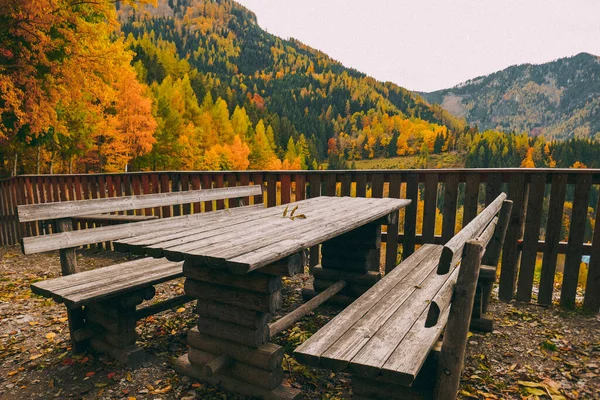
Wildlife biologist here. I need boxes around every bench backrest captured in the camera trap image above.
[19,185,263,256]
[18,185,262,222]
[438,193,508,274]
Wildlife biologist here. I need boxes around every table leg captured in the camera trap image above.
[174,259,300,399]
[304,223,383,305]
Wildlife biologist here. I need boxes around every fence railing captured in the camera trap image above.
[1,169,599,312]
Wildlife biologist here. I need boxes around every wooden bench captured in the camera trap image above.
[19,185,263,365]
[295,193,512,400]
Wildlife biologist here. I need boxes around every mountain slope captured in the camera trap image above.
[118,0,465,166]
[421,53,600,140]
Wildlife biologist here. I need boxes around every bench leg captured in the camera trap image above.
[67,306,88,353]
[470,267,496,333]
[84,287,155,366]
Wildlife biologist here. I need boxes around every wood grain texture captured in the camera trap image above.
[18,185,262,222]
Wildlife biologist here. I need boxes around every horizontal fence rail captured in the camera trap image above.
[0,169,599,312]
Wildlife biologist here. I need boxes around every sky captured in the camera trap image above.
[235,0,600,92]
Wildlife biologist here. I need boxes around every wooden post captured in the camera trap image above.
[56,218,77,275]
[433,239,484,400]
[385,210,399,274]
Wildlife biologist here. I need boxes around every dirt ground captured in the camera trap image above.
[0,245,598,400]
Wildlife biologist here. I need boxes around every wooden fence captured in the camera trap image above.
[0,169,599,312]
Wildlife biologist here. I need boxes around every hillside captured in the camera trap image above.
[114,0,465,170]
[421,53,600,140]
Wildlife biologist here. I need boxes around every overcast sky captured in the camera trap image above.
[236,0,600,92]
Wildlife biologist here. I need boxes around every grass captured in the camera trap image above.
[349,152,466,170]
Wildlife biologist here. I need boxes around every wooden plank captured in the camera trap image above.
[174,355,300,400]
[422,173,438,244]
[22,203,266,254]
[32,257,178,296]
[560,174,592,308]
[356,173,367,198]
[149,174,160,216]
[324,173,337,197]
[131,174,142,215]
[463,174,480,227]
[516,173,546,302]
[143,198,336,259]
[402,172,419,258]
[202,175,213,212]
[280,174,291,205]
[191,175,202,213]
[269,280,346,337]
[140,174,151,216]
[308,173,321,269]
[584,190,600,312]
[160,173,171,217]
[485,173,502,206]
[386,174,401,274]
[167,198,374,261]
[182,174,192,214]
[75,214,158,223]
[225,199,410,273]
[438,193,506,274]
[188,328,283,371]
[482,200,513,267]
[239,173,250,206]
[294,173,306,201]
[538,173,568,306]
[267,174,277,208]
[185,279,282,314]
[441,173,459,244]
[183,262,282,294]
[433,240,484,400]
[18,186,262,223]
[252,174,264,205]
[341,173,352,197]
[171,173,182,216]
[293,244,440,368]
[379,276,455,384]
[344,254,457,377]
[57,218,77,276]
[498,173,526,302]
[371,174,384,198]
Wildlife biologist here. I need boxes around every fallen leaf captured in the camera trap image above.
[46,332,56,340]
[176,307,185,313]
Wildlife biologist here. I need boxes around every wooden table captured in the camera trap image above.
[114,196,410,399]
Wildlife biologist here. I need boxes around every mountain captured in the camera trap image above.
[116,0,465,169]
[421,53,600,140]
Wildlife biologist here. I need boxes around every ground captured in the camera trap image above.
[0,246,598,400]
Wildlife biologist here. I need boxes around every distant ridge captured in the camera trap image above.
[420,52,600,140]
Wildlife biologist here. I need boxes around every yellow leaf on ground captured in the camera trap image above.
[176,307,185,313]
[46,332,56,340]
[154,385,172,394]
[29,354,42,360]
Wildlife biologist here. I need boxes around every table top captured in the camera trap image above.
[114,196,410,274]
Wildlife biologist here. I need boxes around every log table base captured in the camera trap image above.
[303,223,383,305]
[175,258,301,399]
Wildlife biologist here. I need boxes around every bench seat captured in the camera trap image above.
[31,257,184,307]
[295,244,452,385]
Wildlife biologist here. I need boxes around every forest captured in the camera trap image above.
[1,0,598,177]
